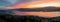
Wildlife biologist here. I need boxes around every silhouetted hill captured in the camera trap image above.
[13,7,60,12]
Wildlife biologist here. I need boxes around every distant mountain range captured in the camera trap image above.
[12,7,60,12]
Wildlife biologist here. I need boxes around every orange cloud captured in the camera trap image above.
[10,0,60,9]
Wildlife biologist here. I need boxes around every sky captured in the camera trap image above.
[0,0,60,9]
[0,0,31,8]
[10,0,60,9]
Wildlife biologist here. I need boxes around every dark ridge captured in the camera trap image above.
[12,7,60,12]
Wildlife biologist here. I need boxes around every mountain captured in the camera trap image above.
[13,6,60,12]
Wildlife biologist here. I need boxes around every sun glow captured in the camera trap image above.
[26,2,60,8]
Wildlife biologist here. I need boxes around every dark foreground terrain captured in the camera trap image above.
[0,13,60,22]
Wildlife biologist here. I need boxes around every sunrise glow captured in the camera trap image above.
[26,2,60,8]
[11,1,60,9]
